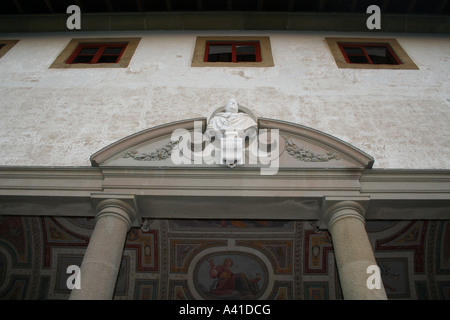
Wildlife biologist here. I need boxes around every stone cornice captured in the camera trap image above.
[0,167,449,194]
[0,166,449,223]
[360,169,450,198]
[0,166,103,196]
[2,166,448,198]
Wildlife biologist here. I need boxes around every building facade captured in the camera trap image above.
[0,1,449,300]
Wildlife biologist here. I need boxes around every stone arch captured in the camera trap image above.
[90,116,373,169]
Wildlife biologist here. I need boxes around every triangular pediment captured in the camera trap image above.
[90,116,373,170]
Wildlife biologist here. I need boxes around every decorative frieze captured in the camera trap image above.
[121,134,341,165]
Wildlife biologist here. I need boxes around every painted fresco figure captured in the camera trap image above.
[208,257,261,298]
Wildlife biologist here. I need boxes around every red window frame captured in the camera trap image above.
[204,41,262,63]
[338,43,402,65]
[65,43,128,64]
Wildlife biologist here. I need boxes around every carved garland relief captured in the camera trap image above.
[121,100,341,165]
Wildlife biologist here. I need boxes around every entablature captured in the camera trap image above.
[0,166,449,227]
[1,109,450,226]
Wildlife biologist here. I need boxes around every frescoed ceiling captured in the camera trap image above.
[0,215,449,300]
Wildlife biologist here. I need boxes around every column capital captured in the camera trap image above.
[319,196,370,230]
[91,194,140,230]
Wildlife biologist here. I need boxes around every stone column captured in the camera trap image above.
[69,198,137,300]
[325,200,387,300]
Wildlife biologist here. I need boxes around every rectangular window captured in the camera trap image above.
[49,38,141,69]
[66,43,128,64]
[325,37,418,70]
[338,43,401,65]
[192,36,274,67]
[205,41,261,63]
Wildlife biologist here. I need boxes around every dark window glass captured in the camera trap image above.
[339,43,400,65]
[343,47,363,55]
[364,46,397,64]
[207,44,233,62]
[67,43,128,64]
[236,45,255,54]
[236,54,257,62]
[103,47,124,55]
[205,41,261,63]
[72,55,94,63]
[97,55,120,63]
[79,47,99,55]
[347,55,369,64]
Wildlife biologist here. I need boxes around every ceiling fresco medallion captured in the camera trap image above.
[193,251,269,300]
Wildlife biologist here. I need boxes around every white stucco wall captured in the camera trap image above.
[0,30,449,168]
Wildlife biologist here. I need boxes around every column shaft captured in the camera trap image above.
[327,202,387,300]
[70,199,136,300]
